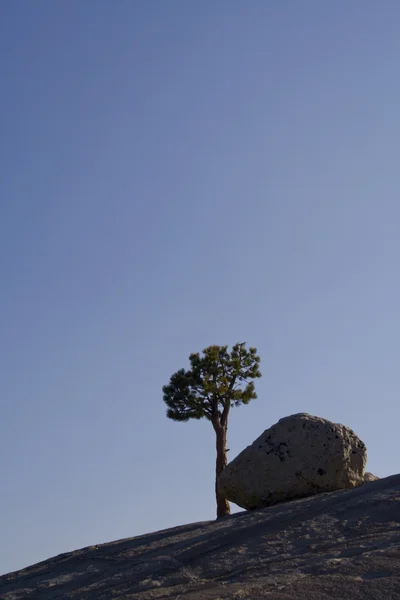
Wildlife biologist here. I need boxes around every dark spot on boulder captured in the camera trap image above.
[307,481,319,489]
[317,468,326,476]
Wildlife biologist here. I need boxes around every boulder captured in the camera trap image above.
[364,471,379,482]
[218,413,367,510]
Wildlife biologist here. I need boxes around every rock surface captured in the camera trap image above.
[218,413,367,510]
[364,472,380,482]
[1,474,399,599]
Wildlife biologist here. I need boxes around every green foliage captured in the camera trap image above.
[163,343,262,424]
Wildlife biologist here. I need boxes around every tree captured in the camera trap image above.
[162,342,262,518]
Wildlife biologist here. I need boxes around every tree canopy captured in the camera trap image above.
[163,342,261,425]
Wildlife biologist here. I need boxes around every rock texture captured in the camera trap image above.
[364,472,380,482]
[218,413,367,510]
[1,475,399,600]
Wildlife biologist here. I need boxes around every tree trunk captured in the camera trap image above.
[214,423,230,518]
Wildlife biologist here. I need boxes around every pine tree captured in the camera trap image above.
[162,342,262,518]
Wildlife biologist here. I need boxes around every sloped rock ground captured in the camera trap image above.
[1,475,399,600]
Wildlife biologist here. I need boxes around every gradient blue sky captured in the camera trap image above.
[1,0,399,576]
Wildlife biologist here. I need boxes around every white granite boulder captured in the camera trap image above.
[364,471,379,482]
[218,413,367,509]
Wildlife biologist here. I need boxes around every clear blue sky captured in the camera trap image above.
[1,0,399,576]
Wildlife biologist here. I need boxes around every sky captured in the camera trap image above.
[1,0,399,576]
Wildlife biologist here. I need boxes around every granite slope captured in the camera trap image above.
[1,474,399,600]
